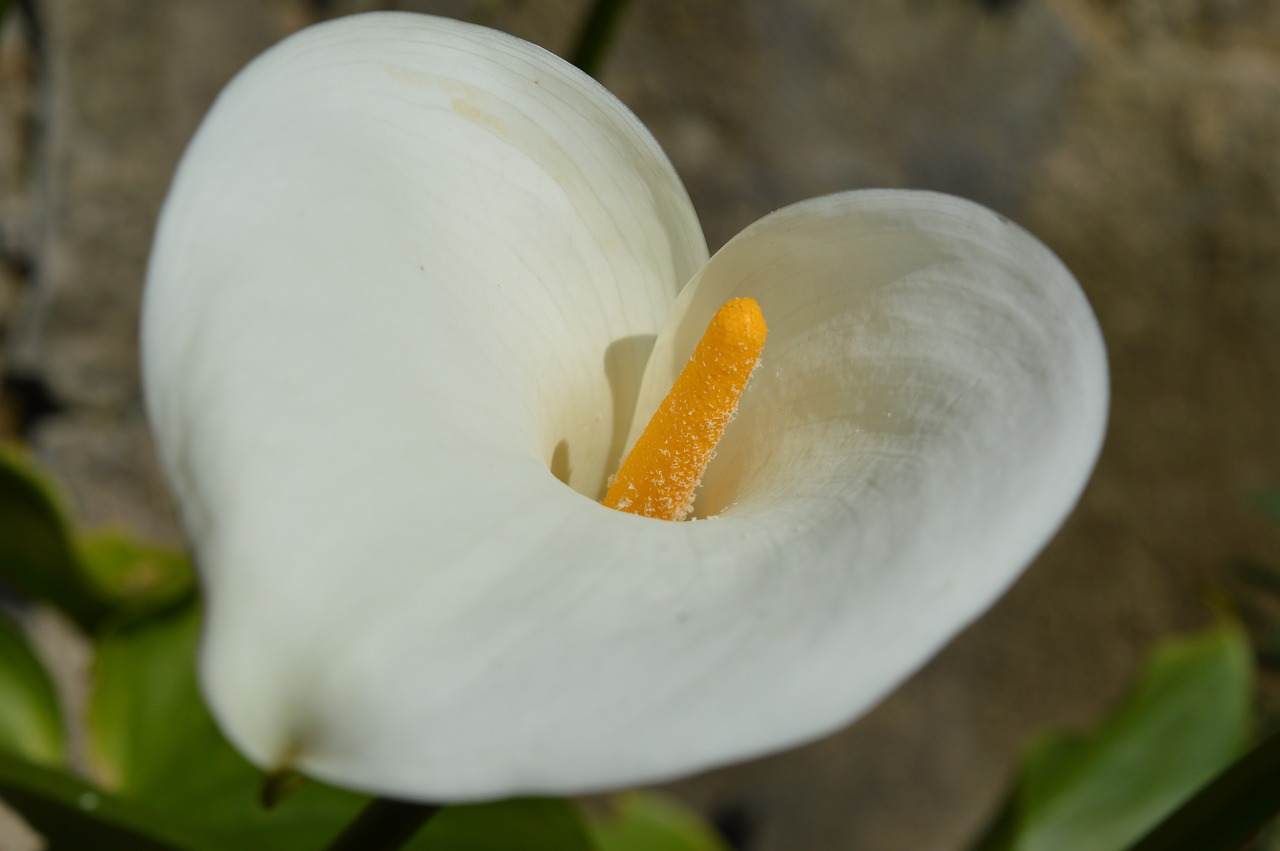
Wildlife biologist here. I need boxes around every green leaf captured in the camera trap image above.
[0,615,63,766]
[406,798,596,851]
[0,446,112,629]
[1127,725,1280,851]
[76,533,195,625]
[0,749,190,850]
[968,622,1253,851]
[87,602,368,850]
[0,448,194,631]
[1,716,589,851]
[584,792,730,851]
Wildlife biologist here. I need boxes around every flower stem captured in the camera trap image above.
[569,0,634,79]
[325,797,442,851]
[1126,726,1280,851]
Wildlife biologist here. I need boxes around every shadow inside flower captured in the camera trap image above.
[549,439,571,487]
[600,333,657,499]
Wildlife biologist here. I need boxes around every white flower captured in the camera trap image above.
[142,12,1108,801]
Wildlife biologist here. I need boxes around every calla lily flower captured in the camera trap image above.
[142,12,1107,801]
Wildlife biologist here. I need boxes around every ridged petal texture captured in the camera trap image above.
[143,13,1108,800]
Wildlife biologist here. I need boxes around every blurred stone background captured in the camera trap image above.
[0,0,1278,849]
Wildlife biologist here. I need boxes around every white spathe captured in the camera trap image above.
[143,12,1108,801]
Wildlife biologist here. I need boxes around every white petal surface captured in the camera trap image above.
[146,12,706,506]
[144,14,1108,802]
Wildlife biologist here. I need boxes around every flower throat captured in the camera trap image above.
[603,298,767,521]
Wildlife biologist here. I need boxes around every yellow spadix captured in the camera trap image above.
[603,297,767,521]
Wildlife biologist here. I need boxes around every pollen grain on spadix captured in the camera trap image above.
[603,297,767,521]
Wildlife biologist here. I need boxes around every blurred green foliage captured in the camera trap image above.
[585,792,731,851]
[0,445,120,629]
[0,447,194,632]
[0,616,62,767]
[969,623,1253,851]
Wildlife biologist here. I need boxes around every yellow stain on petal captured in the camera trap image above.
[604,298,767,521]
[450,96,509,140]
[382,67,509,140]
